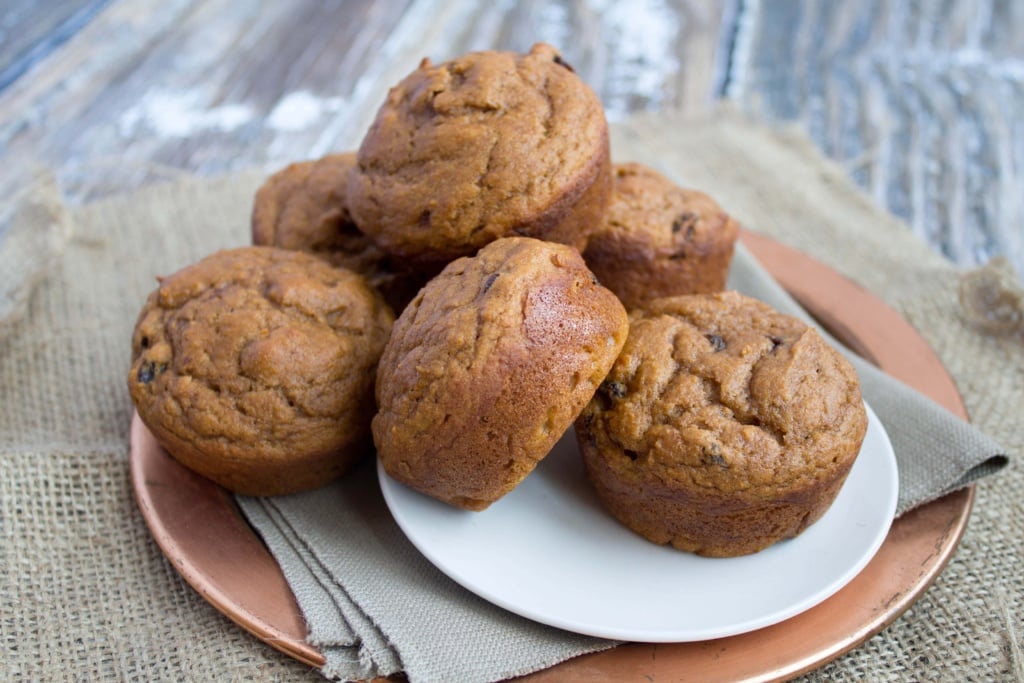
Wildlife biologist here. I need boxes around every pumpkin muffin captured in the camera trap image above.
[348,43,611,270]
[252,152,425,312]
[128,246,394,496]
[583,162,738,310]
[575,292,867,557]
[374,237,628,510]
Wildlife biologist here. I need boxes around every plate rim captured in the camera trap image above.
[377,400,899,642]
[129,230,974,682]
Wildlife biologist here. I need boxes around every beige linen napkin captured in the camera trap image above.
[236,240,1007,683]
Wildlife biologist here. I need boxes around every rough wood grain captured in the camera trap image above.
[0,0,111,90]
[725,0,1024,275]
[0,0,726,209]
[2,0,1019,267]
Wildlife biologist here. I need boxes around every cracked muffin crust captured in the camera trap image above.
[575,292,867,557]
[583,162,738,310]
[252,152,426,312]
[373,237,628,510]
[348,43,611,270]
[128,246,394,496]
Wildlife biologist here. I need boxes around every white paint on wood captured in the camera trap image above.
[266,91,345,133]
[117,88,253,138]
[587,0,682,117]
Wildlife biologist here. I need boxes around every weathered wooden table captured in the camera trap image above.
[2,0,1021,275]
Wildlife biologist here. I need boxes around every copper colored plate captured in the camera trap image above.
[130,231,973,682]
[130,417,324,669]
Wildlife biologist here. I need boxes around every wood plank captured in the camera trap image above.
[4,0,1018,276]
[0,0,111,91]
[0,0,727,210]
[724,0,1024,276]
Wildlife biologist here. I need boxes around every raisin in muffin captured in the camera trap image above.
[583,162,738,310]
[252,152,426,312]
[374,237,628,510]
[128,246,394,496]
[575,292,867,557]
[348,43,611,270]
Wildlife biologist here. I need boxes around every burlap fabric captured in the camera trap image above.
[0,171,73,336]
[1,111,1021,681]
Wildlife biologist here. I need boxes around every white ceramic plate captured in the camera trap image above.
[378,402,898,642]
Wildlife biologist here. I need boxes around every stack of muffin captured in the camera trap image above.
[129,44,867,558]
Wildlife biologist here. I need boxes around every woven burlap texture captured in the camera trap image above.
[1,111,1020,681]
[0,171,74,336]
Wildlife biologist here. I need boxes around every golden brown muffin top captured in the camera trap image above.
[582,163,739,308]
[599,162,736,257]
[252,153,376,265]
[579,292,866,502]
[129,246,394,465]
[252,152,427,312]
[349,43,608,266]
[373,236,628,510]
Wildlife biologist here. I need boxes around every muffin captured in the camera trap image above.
[128,246,394,496]
[348,43,611,270]
[374,237,628,510]
[582,163,739,310]
[252,152,426,312]
[575,292,867,557]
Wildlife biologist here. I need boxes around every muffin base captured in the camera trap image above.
[579,436,857,557]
